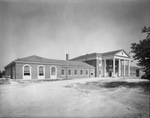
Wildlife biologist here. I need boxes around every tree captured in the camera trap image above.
[0,70,5,78]
[131,27,150,79]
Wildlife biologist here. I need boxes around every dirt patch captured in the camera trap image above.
[0,78,11,84]
[71,80,150,118]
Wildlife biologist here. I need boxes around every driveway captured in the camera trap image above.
[0,77,149,117]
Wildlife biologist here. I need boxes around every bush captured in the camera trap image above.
[141,73,150,80]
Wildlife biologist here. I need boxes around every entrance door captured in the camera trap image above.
[109,70,112,77]
[50,66,57,79]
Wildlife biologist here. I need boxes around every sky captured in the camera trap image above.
[0,0,150,71]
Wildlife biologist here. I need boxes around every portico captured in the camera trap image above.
[102,50,130,77]
[103,58,130,77]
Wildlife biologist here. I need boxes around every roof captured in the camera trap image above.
[70,53,102,61]
[11,55,95,68]
[101,49,123,56]
[70,49,130,61]
[102,49,130,58]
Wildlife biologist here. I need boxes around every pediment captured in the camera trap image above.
[115,51,129,57]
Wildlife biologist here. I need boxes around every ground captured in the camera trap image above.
[0,77,149,117]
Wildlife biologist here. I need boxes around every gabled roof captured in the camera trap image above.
[70,49,130,61]
[70,53,102,61]
[101,49,123,56]
[101,49,130,58]
[13,55,94,68]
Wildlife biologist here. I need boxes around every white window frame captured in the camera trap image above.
[37,65,45,79]
[50,65,57,79]
[23,64,31,79]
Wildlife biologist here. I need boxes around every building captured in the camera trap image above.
[5,49,136,80]
[71,49,131,77]
[5,55,95,80]
[129,66,144,78]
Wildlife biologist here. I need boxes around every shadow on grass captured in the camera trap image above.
[101,81,150,93]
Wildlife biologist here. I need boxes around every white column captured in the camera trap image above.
[118,59,121,77]
[104,59,106,77]
[123,60,125,77]
[128,60,130,77]
[113,58,115,77]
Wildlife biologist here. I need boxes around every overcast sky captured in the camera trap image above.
[0,0,150,70]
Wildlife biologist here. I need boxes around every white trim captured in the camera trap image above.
[118,59,121,77]
[50,65,57,79]
[123,60,126,76]
[37,65,45,79]
[113,58,115,77]
[103,56,130,60]
[128,60,130,77]
[104,59,106,77]
[99,59,102,66]
[23,64,31,79]
[115,50,128,57]
[114,56,130,60]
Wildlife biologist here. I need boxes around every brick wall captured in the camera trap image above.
[15,62,95,79]
[5,62,15,79]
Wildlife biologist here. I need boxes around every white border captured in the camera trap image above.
[37,65,45,79]
[50,65,57,79]
[23,64,31,79]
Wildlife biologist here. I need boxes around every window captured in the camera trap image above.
[51,66,56,75]
[80,70,83,75]
[74,70,77,75]
[61,69,65,75]
[24,65,30,76]
[68,70,71,75]
[39,66,44,76]
[86,70,89,75]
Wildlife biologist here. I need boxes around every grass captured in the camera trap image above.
[76,81,150,94]
[99,81,150,93]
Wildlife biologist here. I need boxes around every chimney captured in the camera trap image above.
[66,54,69,61]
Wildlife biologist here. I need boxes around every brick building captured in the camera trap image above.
[5,49,139,80]
[71,49,131,77]
[5,55,95,80]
